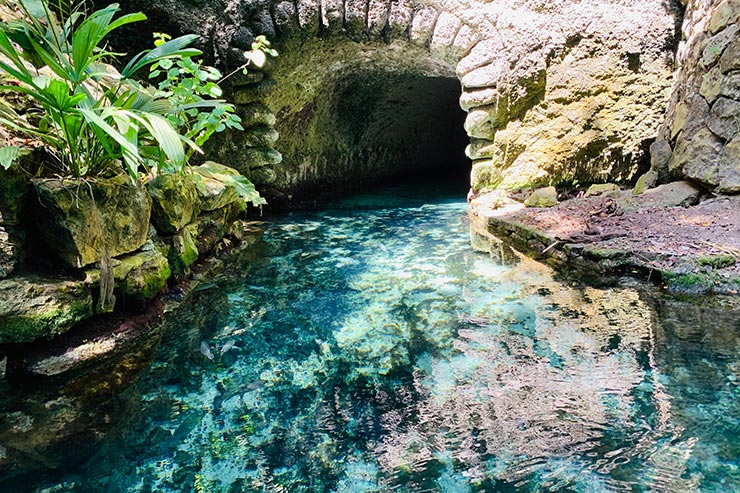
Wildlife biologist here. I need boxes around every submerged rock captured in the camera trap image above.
[32,176,152,269]
[0,276,93,344]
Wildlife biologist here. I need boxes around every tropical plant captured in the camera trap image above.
[148,32,277,168]
[0,0,200,180]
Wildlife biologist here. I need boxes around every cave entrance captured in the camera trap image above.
[333,74,470,192]
[268,53,470,203]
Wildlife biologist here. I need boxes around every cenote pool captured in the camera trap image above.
[16,184,740,492]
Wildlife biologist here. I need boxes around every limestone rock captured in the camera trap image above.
[0,169,27,278]
[297,0,320,34]
[233,79,277,105]
[708,97,740,140]
[638,181,703,208]
[649,140,673,182]
[717,135,740,192]
[632,170,658,195]
[84,242,171,307]
[146,173,200,235]
[387,0,413,38]
[242,126,279,147]
[669,127,724,187]
[243,147,283,168]
[109,244,170,306]
[367,0,390,35]
[524,187,558,207]
[409,6,438,46]
[700,66,723,104]
[273,1,298,35]
[238,103,277,127]
[168,223,200,277]
[321,0,344,33]
[0,276,93,343]
[431,13,461,51]
[33,175,152,269]
[585,183,620,197]
[345,0,367,36]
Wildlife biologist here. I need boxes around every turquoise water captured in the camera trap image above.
[23,186,740,492]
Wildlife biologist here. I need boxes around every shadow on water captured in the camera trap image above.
[1,182,739,492]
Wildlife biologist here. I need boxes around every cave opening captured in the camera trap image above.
[268,62,471,204]
[334,74,470,191]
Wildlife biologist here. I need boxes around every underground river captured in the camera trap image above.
[5,182,740,492]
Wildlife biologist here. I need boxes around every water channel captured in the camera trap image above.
[6,182,740,492]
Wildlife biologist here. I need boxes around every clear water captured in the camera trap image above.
[25,185,740,492]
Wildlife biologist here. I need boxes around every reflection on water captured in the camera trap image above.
[6,185,740,492]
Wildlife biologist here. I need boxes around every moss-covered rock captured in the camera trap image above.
[0,276,93,343]
[84,242,171,308]
[585,183,620,197]
[524,187,558,207]
[32,175,152,269]
[168,223,200,278]
[146,173,201,235]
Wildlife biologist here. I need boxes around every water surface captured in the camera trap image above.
[28,185,740,492]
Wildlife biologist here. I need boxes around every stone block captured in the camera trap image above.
[387,0,413,38]
[367,0,390,35]
[321,0,344,33]
[238,103,277,127]
[700,65,723,103]
[719,37,740,72]
[464,106,496,139]
[409,6,437,46]
[669,127,723,187]
[33,175,152,269]
[242,126,279,147]
[297,0,320,34]
[709,0,734,34]
[345,0,367,36]
[461,58,508,89]
[637,181,703,207]
[431,13,461,51]
[273,1,298,35]
[718,134,740,192]
[701,24,738,69]
[452,24,478,57]
[459,87,499,111]
[585,183,620,197]
[233,79,277,104]
[146,173,201,235]
[168,223,200,277]
[244,147,283,168]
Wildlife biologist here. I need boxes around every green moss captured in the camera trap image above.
[697,254,737,269]
[664,272,715,294]
[0,297,92,343]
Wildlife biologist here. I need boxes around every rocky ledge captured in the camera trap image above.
[469,182,740,295]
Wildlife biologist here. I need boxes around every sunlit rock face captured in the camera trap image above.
[654,0,740,193]
[112,0,678,199]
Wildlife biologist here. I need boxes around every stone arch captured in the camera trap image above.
[113,0,679,201]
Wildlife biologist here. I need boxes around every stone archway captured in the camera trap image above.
[112,0,679,202]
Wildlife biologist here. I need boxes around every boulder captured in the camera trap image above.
[524,186,558,207]
[632,170,659,195]
[146,173,200,235]
[0,276,93,343]
[33,175,152,269]
[637,181,703,208]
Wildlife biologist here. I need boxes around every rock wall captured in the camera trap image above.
[110,0,679,198]
[653,0,740,193]
[0,164,258,344]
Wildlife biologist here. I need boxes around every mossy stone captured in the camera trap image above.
[242,126,279,148]
[146,173,201,235]
[0,276,93,343]
[632,170,658,195]
[169,224,200,278]
[585,183,620,197]
[33,175,152,269]
[523,186,558,207]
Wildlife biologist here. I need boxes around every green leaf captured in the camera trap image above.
[121,34,200,78]
[0,145,31,170]
[192,162,266,206]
